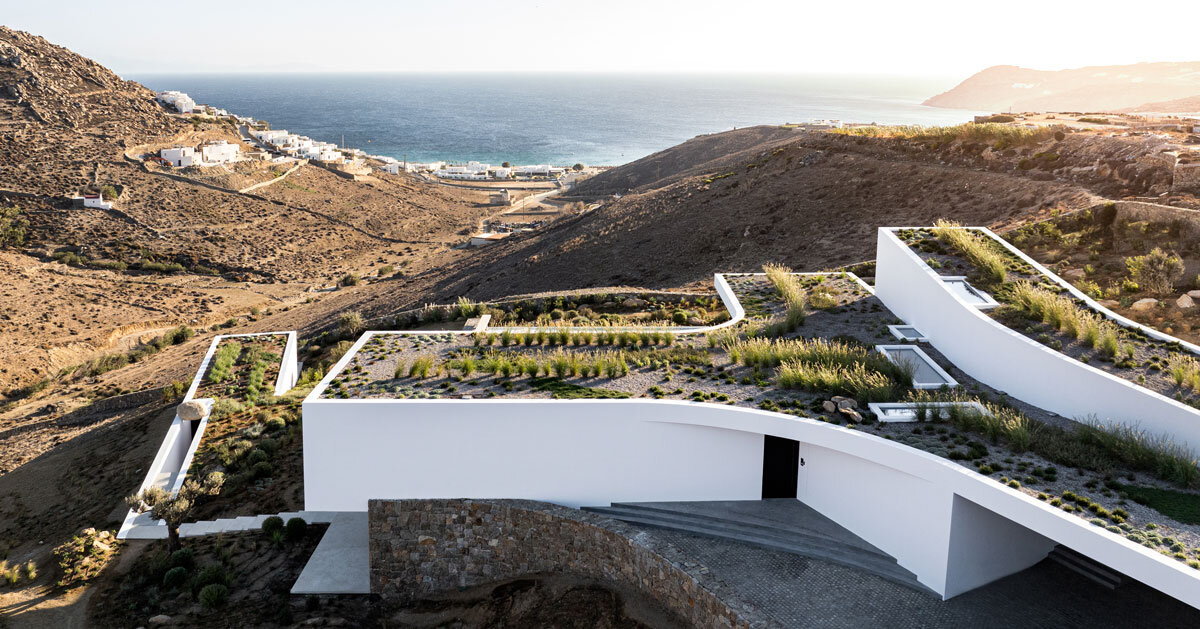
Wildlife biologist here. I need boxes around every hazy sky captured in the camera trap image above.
[5,0,1196,77]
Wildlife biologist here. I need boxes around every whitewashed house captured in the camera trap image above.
[157,90,195,114]
[72,193,113,210]
[161,146,198,167]
[199,141,241,164]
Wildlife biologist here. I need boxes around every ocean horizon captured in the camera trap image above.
[131,72,986,166]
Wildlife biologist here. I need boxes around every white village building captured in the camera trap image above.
[157,90,196,114]
[160,146,198,168]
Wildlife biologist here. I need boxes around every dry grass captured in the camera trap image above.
[931,220,1008,284]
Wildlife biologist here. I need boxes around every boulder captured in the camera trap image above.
[1064,269,1086,279]
[1177,293,1195,309]
[621,298,648,308]
[1097,299,1120,308]
[1189,290,1200,299]
[686,316,705,326]
[838,408,863,423]
[148,616,172,627]
[832,396,858,410]
[821,400,837,413]
[1130,298,1158,311]
[177,400,207,421]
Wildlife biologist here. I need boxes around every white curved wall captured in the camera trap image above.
[874,227,1200,448]
[302,395,1200,609]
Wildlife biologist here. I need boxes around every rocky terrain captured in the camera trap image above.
[0,26,495,396]
[926,61,1200,112]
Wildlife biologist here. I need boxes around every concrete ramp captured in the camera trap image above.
[292,512,370,594]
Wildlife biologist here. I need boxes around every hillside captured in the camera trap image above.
[925,62,1200,112]
[571,125,801,196]
[0,26,492,393]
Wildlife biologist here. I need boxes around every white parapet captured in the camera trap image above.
[873,227,1200,448]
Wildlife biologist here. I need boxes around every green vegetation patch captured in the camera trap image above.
[528,377,630,399]
[1116,484,1200,524]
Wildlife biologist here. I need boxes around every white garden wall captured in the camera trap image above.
[119,331,299,539]
[874,227,1200,448]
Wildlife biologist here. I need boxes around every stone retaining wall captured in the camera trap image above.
[1174,163,1200,193]
[368,498,773,629]
[1113,200,1200,239]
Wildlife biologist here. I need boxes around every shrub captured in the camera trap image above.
[169,548,195,571]
[0,206,29,247]
[162,566,189,589]
[198,583,229,609]
[340,273,361,287]
[261,516,285,536]
[378,265,395,277]
[338,311,364,337]
[1125,248,1183,295]
[286,517,308,541]
[932,220,1007,284]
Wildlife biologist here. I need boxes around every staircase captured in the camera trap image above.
[582,499,930,592]
[1048,545,1125,590]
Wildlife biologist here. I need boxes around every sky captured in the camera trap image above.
[4,0,1197,77]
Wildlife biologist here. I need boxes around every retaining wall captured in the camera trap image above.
[368,499,764,629]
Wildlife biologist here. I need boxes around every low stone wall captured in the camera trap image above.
[1174,163,1200,193]
[1113,200,1200,240]
[368,499,772,629]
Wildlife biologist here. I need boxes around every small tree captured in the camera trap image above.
[0,206,28,247]
[572,163,584,171]
[126,472,224,552]
[100,184,119,200]
[1126,248,1184,295]
[501,161,511,168]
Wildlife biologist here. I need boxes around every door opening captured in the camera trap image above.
[762,436,800,499]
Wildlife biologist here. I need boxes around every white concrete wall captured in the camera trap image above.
[874,227,1200,448]
[943,494,1057,597]
[303,399,764,511]
[302,394,1200,609]
[801,442,954,593]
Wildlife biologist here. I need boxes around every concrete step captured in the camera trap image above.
[1049,545,1125,590]
[582,503,927,592]
[605,502,894,561]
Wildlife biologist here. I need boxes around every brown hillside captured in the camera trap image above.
[0,27,489,393]
[925,62,1200,113]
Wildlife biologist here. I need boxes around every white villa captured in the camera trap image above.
[157,90,195,114]
[160,146,197,168]
[251,129,343,163]
[159,140,241,167]
[115,222,1200,617]
[512,164,565,177]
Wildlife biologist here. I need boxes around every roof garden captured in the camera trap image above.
[311,266,1200,566]
[896,223,1200,411]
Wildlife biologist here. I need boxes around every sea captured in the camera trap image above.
[130,73,985,167]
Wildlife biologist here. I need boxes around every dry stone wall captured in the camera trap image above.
[368,498,774,629]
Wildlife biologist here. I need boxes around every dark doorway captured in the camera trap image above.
[762,436,800,499]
